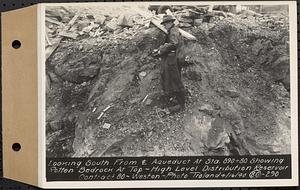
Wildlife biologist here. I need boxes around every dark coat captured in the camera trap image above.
[158,25,185,94]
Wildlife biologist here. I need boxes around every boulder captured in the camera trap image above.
[48,120,63,131]
[184,66,202,81]
[102,123,111,129]
[145,98,153,105]
[178,23,192,28]
[94,15,107,25]
[54,54,101,83]
[177,17,194,24]
[221,89,240,98]
[267,56,289,80]
[106,18,121,31]
[199,103,214,114]
[194,19,203,26]
[241,9,263,17]
[207,118,230,150]
[117,14,131,27]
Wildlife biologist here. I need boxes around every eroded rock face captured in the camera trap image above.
[70,28,166,157]
[46,14,290,157]
[183,108,215,155]
[179,14,290,156]
[54,53,102,84]
[207,15,290,90]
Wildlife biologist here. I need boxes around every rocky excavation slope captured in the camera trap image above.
[46,12,290,157]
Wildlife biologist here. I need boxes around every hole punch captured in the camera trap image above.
[12,143,21,152]
[12,40,21,49]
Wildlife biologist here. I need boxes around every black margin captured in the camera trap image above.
[0,0,299,190]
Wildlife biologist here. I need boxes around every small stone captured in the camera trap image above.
[199,104,214,112]
[89,32,95,37]
[49,121,63,131]
[102,123,111,129]
[106,18,120,31]
[178,22,192,28]
[145,98,152,105]
[234,127,242,135]
[114,29,123,35]
[227,12,235,17]
[139,71,147,78]
[184,67,202,81]
[194,19,203,26]
[82,26,92,33]
[224,90,239,98]
[86,14,95,20]
[94,15,107,25]
[270,146,281,153]
[129,98,140,104]
[117,14,130,27]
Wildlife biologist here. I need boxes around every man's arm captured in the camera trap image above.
[158,28,180,55]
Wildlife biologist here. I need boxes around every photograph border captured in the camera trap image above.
[39,1,298,188]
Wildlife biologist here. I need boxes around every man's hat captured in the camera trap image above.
[161,15,175,25]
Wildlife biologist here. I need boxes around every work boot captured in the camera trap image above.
[175,91,186,110]
[159,94,170,109]
[168,104,182,114]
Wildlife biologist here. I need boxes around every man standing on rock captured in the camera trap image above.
[152,15,185,113]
